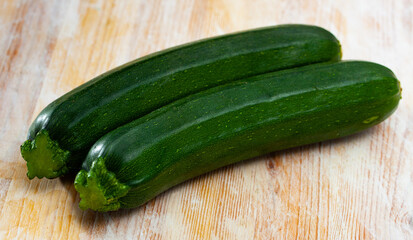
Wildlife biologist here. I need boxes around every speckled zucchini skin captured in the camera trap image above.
[22,24,342,179]
[75,61,401,211]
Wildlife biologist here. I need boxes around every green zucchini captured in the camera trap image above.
[74,61,401,212]
[20,24,342,179]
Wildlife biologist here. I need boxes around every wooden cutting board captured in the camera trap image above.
[1,0,412,239]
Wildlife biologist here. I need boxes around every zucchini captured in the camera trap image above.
[20,24,342,179]
[74,61,401,212]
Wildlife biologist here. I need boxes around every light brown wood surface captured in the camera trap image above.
[0,0,412,239]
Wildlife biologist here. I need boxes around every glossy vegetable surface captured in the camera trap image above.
[21,24,341,179]
[75,61,401,212]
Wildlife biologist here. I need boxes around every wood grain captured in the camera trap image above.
[0,0,412,239]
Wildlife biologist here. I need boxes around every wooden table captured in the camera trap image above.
[1,0,412,239]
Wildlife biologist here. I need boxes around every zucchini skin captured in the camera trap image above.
[75,61,401,211]
[22,24,341,179]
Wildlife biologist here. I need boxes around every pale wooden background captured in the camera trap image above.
[0,0,412,239]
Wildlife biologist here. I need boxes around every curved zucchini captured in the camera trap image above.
[21,24,342,179]
[74,61,401,212]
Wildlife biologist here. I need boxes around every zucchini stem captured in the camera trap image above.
[20,130,70,179]
[74,157,130,212]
